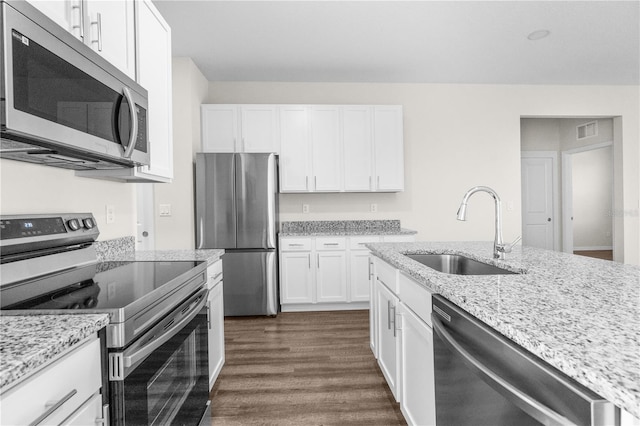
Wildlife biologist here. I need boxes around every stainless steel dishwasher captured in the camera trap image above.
[431,295,619,426]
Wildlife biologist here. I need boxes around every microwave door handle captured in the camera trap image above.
[121,87,138,159]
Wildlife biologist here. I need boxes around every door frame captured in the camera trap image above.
[561,141,614,255]
[521,151,560,251]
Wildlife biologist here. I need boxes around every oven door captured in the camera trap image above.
[108,289,210,426]
[1,1,149,167]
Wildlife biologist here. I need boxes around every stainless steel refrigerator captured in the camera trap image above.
[195,153,278,316]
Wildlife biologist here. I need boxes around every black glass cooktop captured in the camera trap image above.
[1,261,201,310]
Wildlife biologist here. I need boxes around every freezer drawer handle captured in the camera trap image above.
[431,313,575,426]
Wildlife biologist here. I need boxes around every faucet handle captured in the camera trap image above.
[497,236,522,253]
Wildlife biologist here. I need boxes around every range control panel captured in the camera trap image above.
[0,214,96,240]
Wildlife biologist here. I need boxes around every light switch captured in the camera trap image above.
[159,204,172,217]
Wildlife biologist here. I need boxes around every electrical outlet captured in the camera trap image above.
[302,204,310,214]
[159,204,172,217]
[370,203,378,212]
[106,205,115,224]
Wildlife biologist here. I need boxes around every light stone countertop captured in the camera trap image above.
[279,228,417,237]
[366,241,640,419]
[0,314,109,390]
[103,248,225,265]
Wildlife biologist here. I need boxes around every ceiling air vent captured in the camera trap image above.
[576,121,598,140]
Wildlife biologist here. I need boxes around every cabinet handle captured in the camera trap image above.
[242,137,245,151]
[72,1,84,40]
[377,176,381,189]
[30,389,78,426]
[317,253,320,268]
[323,243,339,246]
[206,301,212,329]
[369,176,372,190]
[314,176,317,189]
[213,272,223,280]
[308,254,311,269]
[90,13,103,52]
[390,305,397,337]
[289,243,304,247]
[368,261,372,279]
[387,300,392,330]
[305,176,309,190]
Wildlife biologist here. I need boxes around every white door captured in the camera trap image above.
[521,156,554,250]
[84,0,136,79]
[350,251,372,302]
[311,106,342,191]
[316,251,347,302]
[343,106,373,191]
[373,106,404,191]
[207,280,225,389]
[240,105,279,153]
[376,280,400,401]
[279,106,311,192]
[201,105,239,152]
[280,252,313,304]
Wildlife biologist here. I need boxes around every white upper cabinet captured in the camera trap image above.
[28,0,136,80]
[343,106,374,191]
[279,106,312,192]
[201,105,279,153]
[311,106,342,191]
[373,106,405,191]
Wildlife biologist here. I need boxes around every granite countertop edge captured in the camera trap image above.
[0,314,109,391]
[366,241,640,419]
[279,228,417,237]
[103,248,225,265]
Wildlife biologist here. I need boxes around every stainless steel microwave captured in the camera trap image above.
[0,0,149,170]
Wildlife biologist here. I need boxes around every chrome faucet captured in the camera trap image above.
[456,186,521,259]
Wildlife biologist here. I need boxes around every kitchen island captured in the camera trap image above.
[367,241,640,421]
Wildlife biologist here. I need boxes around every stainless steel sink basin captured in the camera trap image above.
[405,254,519,275]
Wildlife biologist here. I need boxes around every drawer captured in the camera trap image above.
[315,237,346,251]
[382,235,415,243]
[349,236,381,250]
[62,392,103,426]
[399,272,433,326]
[280,238,312,251]
[1,337,102,426]
[374,257,399,294]
[207,260,223,290]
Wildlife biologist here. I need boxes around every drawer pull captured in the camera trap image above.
[323,243,339,246]
[30,389,77,426]
[289,243,305,247]
[213,272,223,280]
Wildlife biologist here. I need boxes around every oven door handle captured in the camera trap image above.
[431,313,575,426]
[123,289,208,369]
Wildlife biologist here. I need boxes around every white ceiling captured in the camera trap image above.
[152,1,640,85]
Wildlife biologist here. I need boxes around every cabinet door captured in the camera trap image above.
[400,304,436,426]
[241,105,279,153]
[343,106,374,191]
[202,105,239,152]
[316,251,347,303]
[280,252,313,304]
[350,251,372,302]
[279,106,311,192]
[84,0,136,79]
[207,281,225,389]
[135,0,173,180]
[369,257,378,357]
[27,1,75,36]
[311,106,342,191]
[374,106,404,191]
[376,279,400,401]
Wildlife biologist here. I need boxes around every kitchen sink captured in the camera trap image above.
[405,254,519,275]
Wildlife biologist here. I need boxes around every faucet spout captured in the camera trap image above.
[456,186,504,259]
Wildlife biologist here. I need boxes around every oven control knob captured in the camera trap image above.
[67,219,80,231]
[83,218,95,229]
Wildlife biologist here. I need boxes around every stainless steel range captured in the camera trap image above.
[0,213,211,426]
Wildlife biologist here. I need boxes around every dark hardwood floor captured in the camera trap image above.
[574,250,613,261]
[209,310,406,425]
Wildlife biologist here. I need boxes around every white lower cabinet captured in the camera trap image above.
[375,278,401,401]
[206,260,225,389]
[0,337,104,426]
[399,303,436,426]
[280,234,414,312]
[372,256,436,425]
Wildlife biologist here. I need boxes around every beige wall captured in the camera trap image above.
[0,160,136,241]
[153,57,209,250]
[206,82,639,264]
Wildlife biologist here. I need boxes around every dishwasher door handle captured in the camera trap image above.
[431,313,576,426]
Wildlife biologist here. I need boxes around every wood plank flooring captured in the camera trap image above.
[574,250,613,261]
[209,310,406,425]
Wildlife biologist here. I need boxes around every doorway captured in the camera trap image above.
[520,117,618,261]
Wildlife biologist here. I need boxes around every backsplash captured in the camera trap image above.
[93,236,135,261]
[281,220,402,233]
